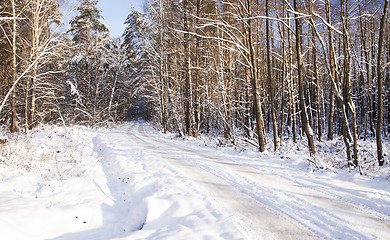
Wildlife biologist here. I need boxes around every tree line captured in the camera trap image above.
[0,0,132,132]
[1,0,389,170]
[123,0,389,169]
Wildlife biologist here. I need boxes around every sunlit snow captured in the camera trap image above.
[0,122,389,239]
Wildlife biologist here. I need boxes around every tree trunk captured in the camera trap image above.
[285,26,297,143]
[11,0,17,133]
[183,0,192,136]
[85,28,90,111]
[341,0,358,167]
[160,67,167,133]
[247,0,265,152]
[324,0,336,140]
[29,64,37,129]
[309,1,321,141]
[360,4,372,141]
[294,0,315,156]
[243,40,251,138]
[387,30,390,135]
[25,73,30,131]
[193,0,201,138]
[266,0,278,151]
[108,65,121,120]
[279,0,287,146]
[376,0,389,166]
[27,0,42,130]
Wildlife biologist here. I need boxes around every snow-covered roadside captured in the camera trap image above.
[0,125,113,240]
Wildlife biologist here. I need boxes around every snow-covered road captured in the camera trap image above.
[1,122,389,239]
[124,122,390,239]
[128,123,317,239]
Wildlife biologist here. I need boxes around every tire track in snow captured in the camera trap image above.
[276,174,390,223]
[127,123,319,240]
[133,122,390,239]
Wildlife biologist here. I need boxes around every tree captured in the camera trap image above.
[325,0,337,141]
[24,0,62,129]
[68,0,108,114]
[246,0,266,152]
[376,0,389,166]
[266,0,278,151]
[340,0,358,167]
[10,0,17,132]
[294,0,315,156]
[121,0,388,170]
[123,8,151,121]
[0,0,67,130]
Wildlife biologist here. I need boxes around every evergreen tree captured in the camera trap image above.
[122,8,154,121]
[68,0,108,112]
[122,8,150,81]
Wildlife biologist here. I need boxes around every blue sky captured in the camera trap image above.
[97,0,145,38]
[63,0,145,38]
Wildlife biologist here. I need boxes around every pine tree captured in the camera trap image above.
[68,0,108,111]
[122,8,149,80]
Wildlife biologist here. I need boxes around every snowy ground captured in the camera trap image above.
[0,122,389,239]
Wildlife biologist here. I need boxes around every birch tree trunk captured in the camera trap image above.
[27,0,42,129]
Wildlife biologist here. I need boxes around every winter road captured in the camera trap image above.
[126,122,390,240]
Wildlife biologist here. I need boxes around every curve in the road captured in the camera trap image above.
[130,122,390,240]
[128,123,320,240]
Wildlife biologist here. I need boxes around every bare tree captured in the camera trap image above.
[24,0,62,129]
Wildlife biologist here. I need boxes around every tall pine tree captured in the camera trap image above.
[68,0,108,111]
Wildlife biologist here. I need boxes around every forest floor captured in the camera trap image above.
[0,121,389,239]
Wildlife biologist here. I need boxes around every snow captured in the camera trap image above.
[0,122,389,239]
[66,80,80,97]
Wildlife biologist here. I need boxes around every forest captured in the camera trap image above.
[0,0,389,173]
